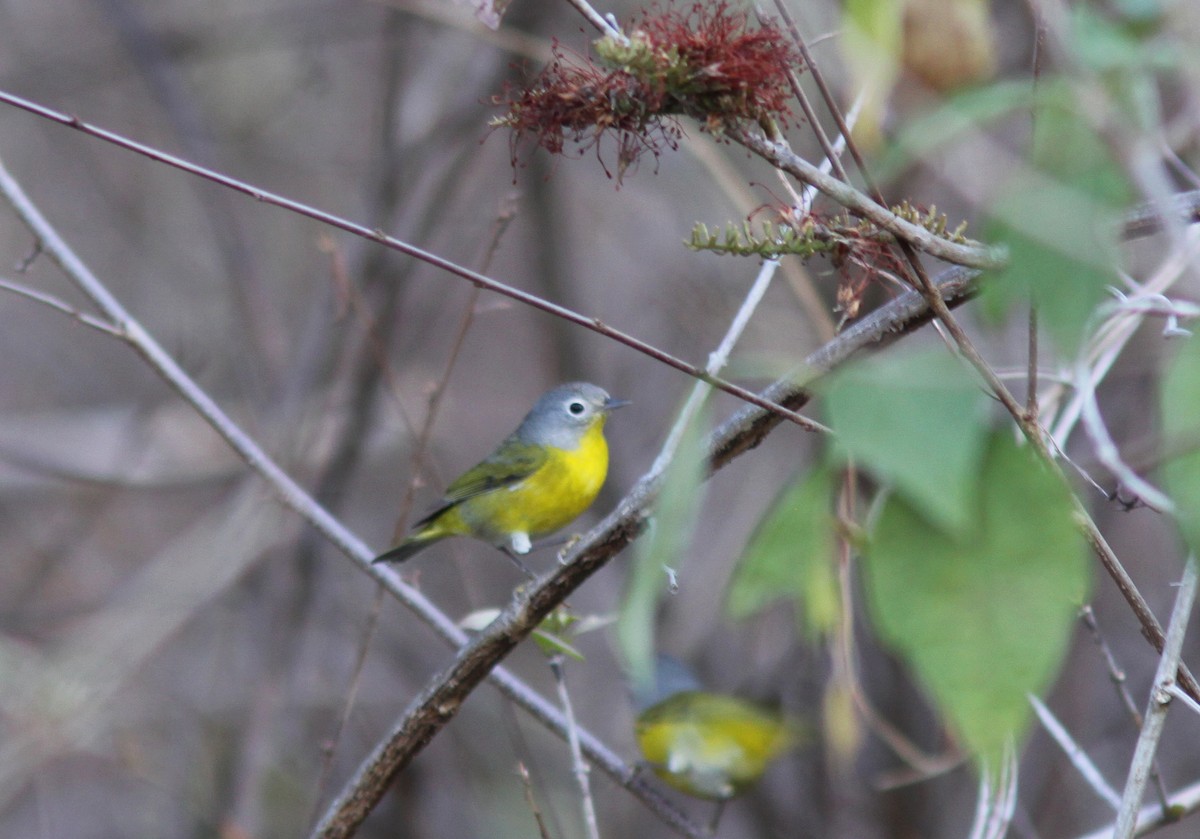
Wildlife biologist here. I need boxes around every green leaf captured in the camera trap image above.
[531,630,585,662]
[1161,335,1200,552]
[822,349,991,535]
[873,81,1035,182]
[980,83,1132,351]
[726,466,840,639]
[618,398,710,689]
[1069,4,1174,73]
[840,0,905,149]
[862,432,1089,769]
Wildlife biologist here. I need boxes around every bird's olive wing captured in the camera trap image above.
[439,438,547,504]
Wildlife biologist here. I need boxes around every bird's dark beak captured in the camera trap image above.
[604,397,631,412]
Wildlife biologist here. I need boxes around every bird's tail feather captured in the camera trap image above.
[372,531,441,564]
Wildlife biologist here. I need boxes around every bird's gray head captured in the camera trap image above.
[632,653,702,712]
[516,382,628,449]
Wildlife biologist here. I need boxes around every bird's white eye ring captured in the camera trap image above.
[568,400,586,415]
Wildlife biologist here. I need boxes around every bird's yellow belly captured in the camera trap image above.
[460,423,609,543]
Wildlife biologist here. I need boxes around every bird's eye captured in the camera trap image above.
[568,401,586,415]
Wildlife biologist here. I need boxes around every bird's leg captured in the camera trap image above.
[499,546,537,579]
[707,800,726,834]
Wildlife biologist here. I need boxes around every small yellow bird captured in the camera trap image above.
[634,656,800,802]
[373,382,627,570]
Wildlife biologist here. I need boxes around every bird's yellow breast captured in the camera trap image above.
[458,418,609,542]
[634,692,797,800]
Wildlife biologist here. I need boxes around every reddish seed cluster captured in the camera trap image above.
[634,2,798,120]
[495,2,800,178]
[495,48,681,176]
[832,234,909,320]
[756,201,912,319]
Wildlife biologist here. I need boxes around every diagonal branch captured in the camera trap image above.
[0,88,823,434]
[0,148,975,839]
[310,267,981,839]
[721,114,1200,703]
[0,152,700,839]
[726,126,1005,267]
[1113,556,1199,838]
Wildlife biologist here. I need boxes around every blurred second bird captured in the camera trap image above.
[633,655,802,802]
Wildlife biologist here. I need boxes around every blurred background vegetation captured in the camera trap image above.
[0,0,1198,837]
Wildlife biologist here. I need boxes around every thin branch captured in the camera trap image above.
[1081,526,1200,702]
[1030,693,1121,810]
[386,195,518,545]
[1075,349,1173,512]
[624,257,779,680]
[1080,606,1146,727]
[727,127,1005,268]
[562,0,625,42]
[311,268,981,839]
[0,89,824,434]
[1049,227,1200,449]
[756,0,849,184]
[1027,303,1040,420]
[0,277,122,336]
[967,747,1019,839]
[651,258,780,480]
[517,762,554,839]
[1076,777,1200,839]
[0,149,983,839]
[0,152,704,839]
[1114,556,1199,839]
[1165,683,1200,719]
[764,0,879,198]
[549,657,600,839]
[1080,605,1173,810]
[310,586,386,829]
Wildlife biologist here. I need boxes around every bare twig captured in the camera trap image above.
[1080,606,1146,727]
[98,0,285,380]
[1120,190,1200,239]
[1076,777,1200,839]
[625,256,780,680]
[728,127,1004,268]
[1049,227,1200,449]
[563,0,625,42]
[756,0,850,184]
[0,149,984,839]
[386,195,518,545]
[310,586,386,829]
[311,268,981,839]
[967,747,1019,839]
[0,152,704,839]
[1165,683,1200,719]
[1027,303,1040,420]
[1113,557,1199,838]
[0,89,823,434]
[549,657,600,839]
[1080,605,1173,810]
[1075,348,1174,512]
[650,258,780,480]
[1030,694,1121,810]
[517,762,554,839]
[0,277,121,336]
